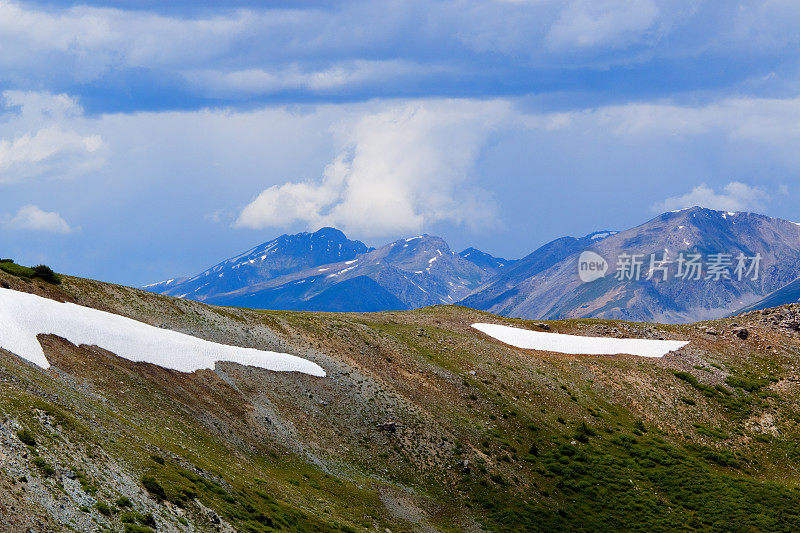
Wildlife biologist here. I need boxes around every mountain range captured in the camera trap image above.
[146,228,513,312]
[146,207,800,322]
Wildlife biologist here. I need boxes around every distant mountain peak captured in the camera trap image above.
[463,209,800,323]
[145,227,371,301]
[459,247,517,271]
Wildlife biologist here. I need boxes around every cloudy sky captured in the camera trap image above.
[2,0,800,286]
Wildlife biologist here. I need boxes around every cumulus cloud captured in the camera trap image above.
[0,91,104,183]
[3,205,73,233]
[235,100,507,236]
[652,182,770,213]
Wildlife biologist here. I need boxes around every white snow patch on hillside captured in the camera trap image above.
[472,323,688,358]
[0,288,326,376]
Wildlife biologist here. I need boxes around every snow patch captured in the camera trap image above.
[0,288,325,376]
[472,323,688,358]
[590,231,617,240]
[327,265,357,278]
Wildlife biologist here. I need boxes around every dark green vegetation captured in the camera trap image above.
[1,270,800,531]
[0,259,60,284]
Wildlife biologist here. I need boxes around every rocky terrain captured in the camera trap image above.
[3,267,800,531]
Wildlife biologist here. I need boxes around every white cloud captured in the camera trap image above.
[185,60,450,97]
[1,0,798,99]
[2,89,800,245]
[235,100,506,236]
[652,182,770,213]
[546,0,659,50]
[0,91,104,183]
[591,97,800,141]
[3,204,73,233]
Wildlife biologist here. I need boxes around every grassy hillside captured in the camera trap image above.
[1,269,800,531]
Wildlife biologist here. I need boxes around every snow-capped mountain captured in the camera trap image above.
[462,207,800,323]
[195,235,504,311]
[144,227,372,301]
[145,230,511,312]
[146,208,800,321]
[458,247,517,271]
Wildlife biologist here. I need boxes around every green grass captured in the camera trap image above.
[0,261,35,278]
[466,429,800,532]
[0,260,61,283]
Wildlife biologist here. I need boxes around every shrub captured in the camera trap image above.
[32,264,60,284]
[124,525,154,533]
[141,475,166,500]
[17,429,36,446]
[95,501,116,516]
[120,511,156,527]
[725,376,764,393]
[114,496,133,508]
[32,457,55,476]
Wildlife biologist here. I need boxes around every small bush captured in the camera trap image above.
[17,429,36,446]
[95,501,116,516]
[124,525,154,533]
[115,496,133,508]
[32,457,55,477]
[141,475,166,500]
[32,264,60,284]
[725,376,765,393]
[120,511,156,527]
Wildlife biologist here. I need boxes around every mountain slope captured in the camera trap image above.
[179,234,502,312]
[458,247,516,271]
[461,231,617,312]
[5,267,800,531]
[736,275,800,314]
[146,231,509,313]
[144,227,372,301]
[462,208,800,323]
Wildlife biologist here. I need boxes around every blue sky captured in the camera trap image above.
[2,0,800,286]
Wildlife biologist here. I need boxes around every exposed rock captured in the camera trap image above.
[733,328,749,340]
[377,421,399,433]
